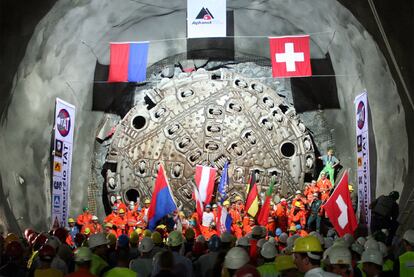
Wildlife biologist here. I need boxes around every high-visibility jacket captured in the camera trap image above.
[304,185,320,202]
[317,179,332,201]
[104,212,118,224]
[76,213,92,226]
[90,253,109,276]
[288,208,306,228]
[399,251,414,277]
[257,262,279,277]
[236,203,245,213]
[82,223,102,234]
[383,258,394,272]
[114,201,127,212]
[113,216,127,236]
[275,203,288,232]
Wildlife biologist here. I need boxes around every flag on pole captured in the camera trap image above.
[257,180,276,226]
[217,204,232,234]
[108,41,149,82]
[245,171,260,217]
[147,164,177,230]
[323,170,358,237]
[217,161,229,203]
[269,35,312,78]
[193,182,204,225]
[194,165,217,205]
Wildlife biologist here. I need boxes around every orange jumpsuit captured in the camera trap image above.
[266,217,276,234]
[304,185,320,202]
[104,212,119,224]
[76,212,92,227]
[113,215,128,237]
[288,208,306,228]
[230,208,243,238]
[275,203,289,232]
[317,178,332,201]
[82,223,103,234]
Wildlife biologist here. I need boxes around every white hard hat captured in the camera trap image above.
[74,247,92,262]
[221,232,233,243]
[286,235,299,249]
[356,237,366,246]
[257,238,266,249]
[129,201,134,205]
[351,243,364,255]
[236,237,250,247]
[268,237,275,244]
[377,241,388,258]
[252,226,265,237]
[364,239,379,251]
[361,249,383,266]
[92,215,98,221]
[46,236,61,250]
[279,233,288,244]
[295,190,301,194]
[224,247,250,269]
[403,229,414,245]
[261,241,278,259]
[333,238,348,248]
[88,233,109,249]
[116,195,122,200]
[328,246,352,265]
[138,237,154,253]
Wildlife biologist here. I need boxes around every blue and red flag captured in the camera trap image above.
[147,164,177,230]
[108,41,149,83]
[216,162,232,234]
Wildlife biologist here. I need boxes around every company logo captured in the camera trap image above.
[196,7,214,20]
[55,139,63,157]
[57,109,71,137]
[54,161,62,172]
[357,101,365,130]
[53,195,61,208]
[357,157,363,168]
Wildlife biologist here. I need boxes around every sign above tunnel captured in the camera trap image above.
[187,0,226,38]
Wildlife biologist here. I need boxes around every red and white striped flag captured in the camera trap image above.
[194,165,217,205]
[193,183,204,224]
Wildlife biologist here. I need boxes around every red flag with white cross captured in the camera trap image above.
[269,35,312,78]
[323,170,358,237]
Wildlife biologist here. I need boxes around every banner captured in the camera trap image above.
[187,0,226,38]
[52,98,76,228]
[355,91,371,230]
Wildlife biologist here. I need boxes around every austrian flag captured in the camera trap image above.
[269,35,312,78]
[194,165,217,205]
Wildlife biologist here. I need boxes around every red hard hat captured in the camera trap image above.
[5,241,24,259]
[53,227,68,242]
[24,228,35,240]
[234,264,261,277]
[39,244,56,260]
[33,233,48,250]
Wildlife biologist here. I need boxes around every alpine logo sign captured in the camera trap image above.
[187,0,226,38]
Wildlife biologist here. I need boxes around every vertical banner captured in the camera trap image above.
[52,98,76,228]
[355,91,371,230]
[187,0,226,38]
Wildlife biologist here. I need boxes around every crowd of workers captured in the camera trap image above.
[0,149,413,276]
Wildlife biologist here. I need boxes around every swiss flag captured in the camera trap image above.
[194,165,217,205]
[269,35,312,78]
[323,170,358,237]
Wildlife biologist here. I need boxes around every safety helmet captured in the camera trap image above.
[294,202,301,208]
[309,231,324,246]
[5,233,19,246]
[252,226,265,237]
[293,236,323,253]
[389,191,399,200]
[144,199,151,204]
[151,231,163,244]
[208,235,222,252]
[324,237,334,249]
[224,247,250,269]
[234,264,260,277]
[184,228,195,241]
[92,215,98,221]
[205,204,211,209]
[333,238,348,248]
[129,231,139,244]
[351,243,364,255]
[116,195,122,200]
[167,230,184,247]
[143,229,152,237]
[364,238,379,251]
[46,236,61,250]
[117,234,129,248]
[378,241,388,258]
[212,204,218,208]
[196,235,206,243]
[68,218,75,223]
[275,228,282,236]
[343,233,355,247]
[104,222,113,228]
[119,209,125,214]
[74,247,92,262]
[279,233,288,244]
[356,236,366,246]
[234,195,242,201]
[403,229,414,245]
[280,198,287,203]
[106,233,117,246]
[295,190,301,194]
[84,228,91,235]
[139,237,154,253]
[257,238,266,249]
[236,237,250,247]
[275,255,297,272]
[88,233,109,249]
[295,224,302,230]
[261,241,278,259]
[328,246,352,265]
[287,235,299,249]
[288,224,297,232]
[39,245,56,260]
[221,232,233,243]
[33,233,48,250]
[83,207,89,212]
[223,200,230,206]
[348,185,354,192]
[5,241,24,259]
[360,249,383,266]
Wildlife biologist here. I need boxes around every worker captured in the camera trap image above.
[292,190,307,209]
[288,202,306,229]
[292,235,337,276]
[129,237,154,277]
[275,255,299,277]
[325,246,353,277]
[394,229,414,276]
[114,195,127,212]
[114,209,128,236]
[235,195,245,212]
[88,233,109,276]
[104,206,119,224]
[201,204,214,237]
[369,191,399,245]
[76,207,92,228]
[84,215,102,235]
[230,200,243,238]
[141,199,151,222]
[104,223,117,236]
[275,198,289,232]
[307,193,323,232]
[257,241,279,276]
[317,172,333,201]
[65,247,95,277]
[126,205,139,235]
[318,148,340,184]
[223,247,250,274]
[67,218,79,245]
[296,225,308,237]
[304,181,320,203]
[266,216,276,235]
[243,217,255,235]
[360,249,384,277]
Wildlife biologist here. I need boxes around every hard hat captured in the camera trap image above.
[364,239,379,251]
[268,237,275,244]
[295,224,302,230]
[139,237,154,253]
[224,247,250,269]
[294,202,301,208]
[46,236,61,250]
[117,234,129,248]
[196,235,205,243]
[279,233,288,244]
[106,233,116,246]
[311,180,317,184]
[129,204,135,210]
[129,201,134,205]
[327,228,337,238]
[185,228,195,241]
[68,218,75,223]
[280,198,287,202]
[144,199,151,204]
[212,204,218,208]
[389,191,399,200]
[343,233,355,246]
[74,247,92,262]
[257,238,266,249]
[5,241,24,258]
[221,232,233,243]
[288,224,297,232]
[233,264,260,277]
[275,228,282,236]
[252,226,265,237]
[151,231,163,244]
[83,207,89,211]
[208,235,222,251]
[119,208,125,214]
[328,246,352,265]
[88,233,109,249]
[313,193,318,197]
[333,238,348,248]
[309,231,324,246]
[295,190,301,194]
[129,231,139,244]
[116,195,122,200]
[84,228,91,235]
[378,241,388,257]
[223,200,230,206]
[261,241,277,259]
[293,236,323,253]
[403,229,414,245]
[39,245,55,260]
[167,230,184,247]
[351,243,364,255]
[237,237,250,247]
[234,195,242,201]
[104,222,113,228]
[205,204,211,209]
[324,237,334,249]
[92,215,98,221]
[360,249,383,266]
[275,255,297,272]
[5,233,19,246]
[356,236,366,246]
[348,185,354,192]
[143,229,152,237]
[287,235,299,249]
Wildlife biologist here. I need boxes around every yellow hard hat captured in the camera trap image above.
[275,255,297,272]
[178,211,185,217]
[293,236,323,253]
[135,228,143,235]
[151,231,163,244]
[294,202,302,208]
[234,195,242,201]
[68,218,75,223]
[106,233,117,246]
[119,209,125,214]
[288,224,297,232]
[143,229,152,237]
[144,199,151,204]
[104,223,113,228]
[348,185,354,192]
[223,200,230,206]
[130,231,139,244]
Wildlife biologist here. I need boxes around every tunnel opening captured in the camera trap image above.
[281,142,295,158]
[132,116,146,130]
[125,189,140,202]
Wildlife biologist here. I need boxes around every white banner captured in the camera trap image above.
[52,98,75,228]
[187,0,226,38]
[355,91,371,231]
